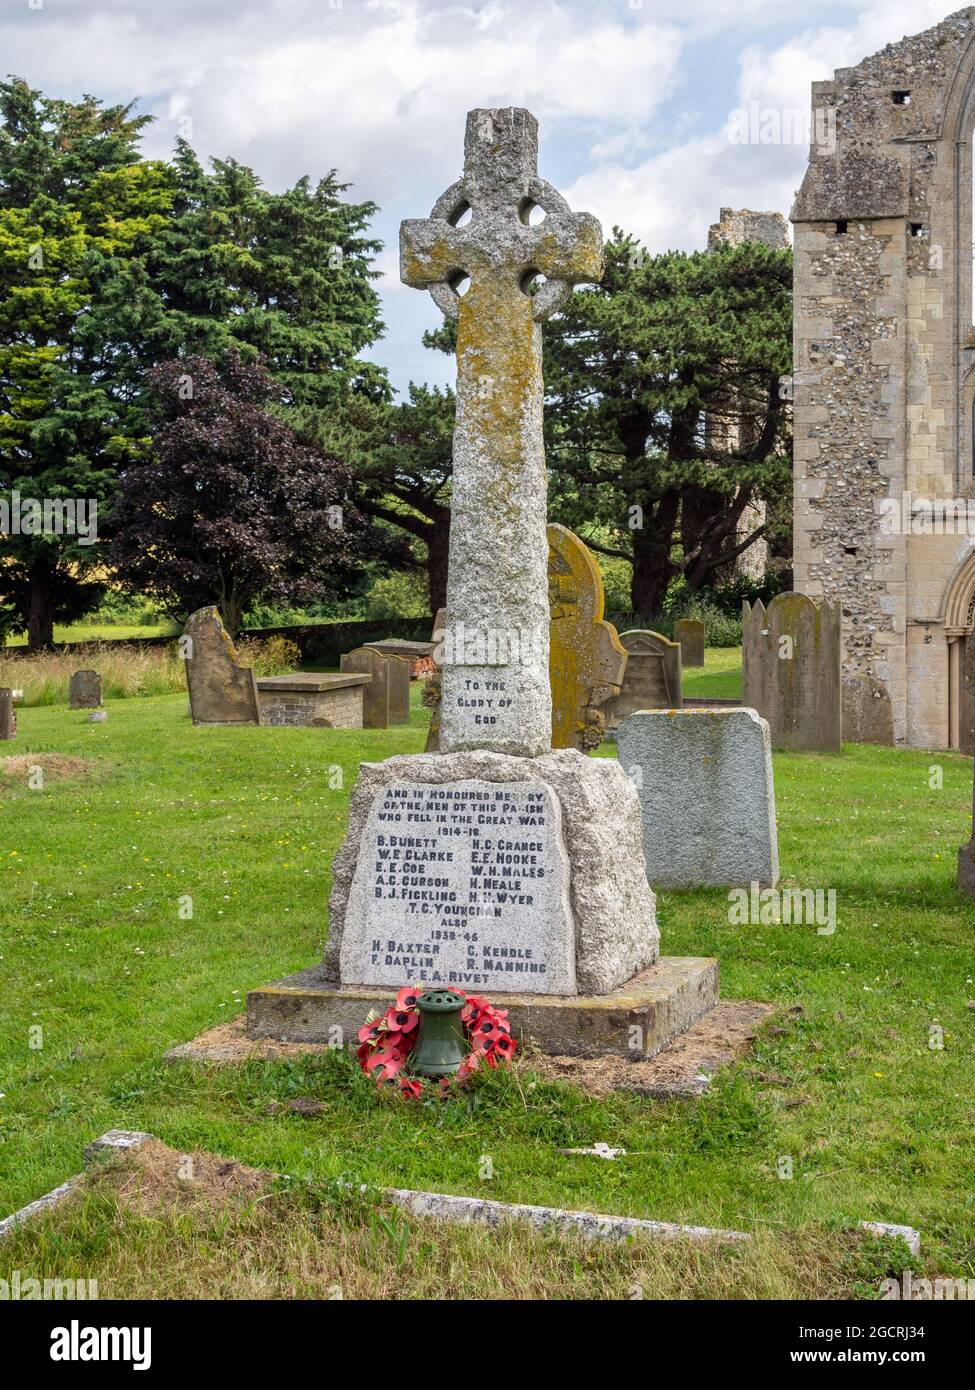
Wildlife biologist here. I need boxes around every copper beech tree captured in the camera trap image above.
[108,352,373,637]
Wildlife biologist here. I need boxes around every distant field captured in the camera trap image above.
[5,622,180,647]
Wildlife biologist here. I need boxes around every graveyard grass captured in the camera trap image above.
[2,664,974,1297]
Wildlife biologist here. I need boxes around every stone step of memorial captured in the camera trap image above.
[247,957,719,1060]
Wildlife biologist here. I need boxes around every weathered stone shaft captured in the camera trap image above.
[443,279,550,756]
[400,107,603,758]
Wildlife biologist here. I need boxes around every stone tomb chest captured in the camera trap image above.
[256,673,372,729]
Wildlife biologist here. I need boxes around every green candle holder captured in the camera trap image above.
[410,989,467,1077]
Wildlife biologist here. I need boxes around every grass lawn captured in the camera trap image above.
[683,646,743,701]
[2,679,974,1296]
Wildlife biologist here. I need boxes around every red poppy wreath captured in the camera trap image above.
[357,985,517,1099]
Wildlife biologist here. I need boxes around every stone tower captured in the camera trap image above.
[792,7,975,748]
[707,207,790,581]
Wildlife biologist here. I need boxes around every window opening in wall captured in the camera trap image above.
[835,220,848,234]
[892,91,911,105]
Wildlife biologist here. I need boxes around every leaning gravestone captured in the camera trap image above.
[604,630,682,732]
[248,108,718,1057]
[340,646,393,728]
[548,523,627,750]
[69,670,102,710]
[618,707,779,888]
[742,593,841,753]
[675,619,705,668]
[182,607,260,726]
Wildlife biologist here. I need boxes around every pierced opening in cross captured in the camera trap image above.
[447,270,471,297]
[520,268,548,297]
[518,198,546,227]
[448,200,472,228]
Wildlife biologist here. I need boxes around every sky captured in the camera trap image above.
[0,0,961,393]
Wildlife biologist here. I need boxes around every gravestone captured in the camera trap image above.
[548,523,627,750]
[742,593,841,753]
[367,638,436,679]
[842,676,893,746]
[604,630,682,731]
[423,608,447,752]
[367,649,410,725]
[0,688,15,741]
[340,646,393,728]
[182,607,260,726]
[675,619,705,668]
[249,109,718,1058]
[958,775,975,897]
[618,707,779,889]
[69,670,102,710]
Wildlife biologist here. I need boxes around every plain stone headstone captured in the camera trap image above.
[0,688,15,741]
[69,670,102,710]
[842,675,893,745]
[368,648,410,725]
[742,593,841,752]
[182,607,260,726]
[340,647,392,728]
[604,630,682,731]
[675,619,705,668]
[548,524,627,750]
[617,707,779,889]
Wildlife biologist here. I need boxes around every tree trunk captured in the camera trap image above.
[426,515,450,614]
[629,492,680,620]
[221,597,243,641]
[27,559,55,652]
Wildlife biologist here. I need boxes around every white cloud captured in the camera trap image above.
[564,0,966,256]
[0,0,684,204]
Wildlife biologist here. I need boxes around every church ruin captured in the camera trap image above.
[792,6,975,749]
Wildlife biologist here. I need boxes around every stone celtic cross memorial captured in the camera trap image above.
[399,107,602,758]
[247,110,718,1058]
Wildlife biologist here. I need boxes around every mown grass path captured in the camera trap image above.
[1,683,973,1275]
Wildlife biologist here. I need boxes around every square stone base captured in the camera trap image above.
[246,956,718,1060]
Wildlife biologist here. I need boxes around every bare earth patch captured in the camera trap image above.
[96,1138,271,1216]
[0,753,101,783]
[524,1001,775,1098]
